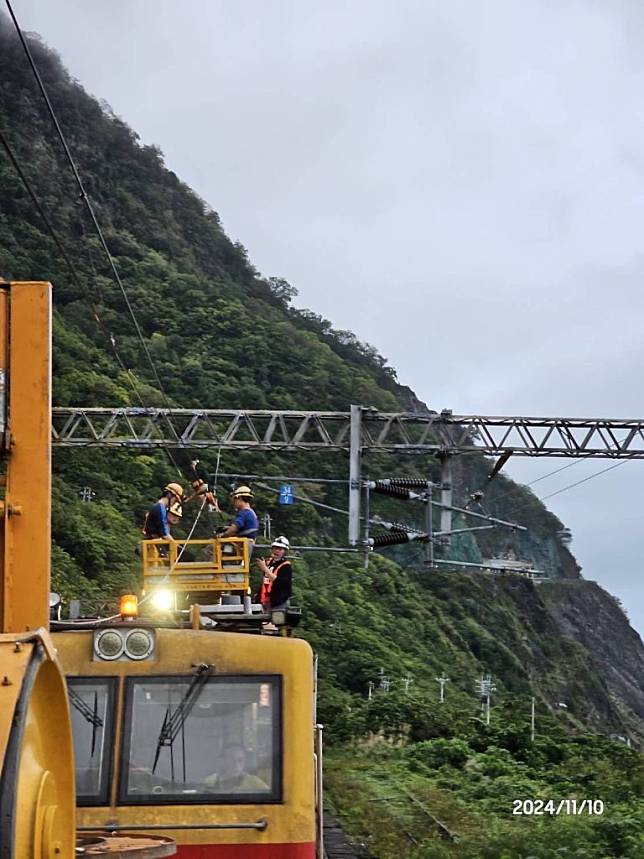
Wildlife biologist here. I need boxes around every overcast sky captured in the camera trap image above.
[12,0,644,634]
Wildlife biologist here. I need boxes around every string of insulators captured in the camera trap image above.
[377,478,432,489]
[366,480,426,500]
[370,530,429,547]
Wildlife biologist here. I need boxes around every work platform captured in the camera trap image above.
[142,536,250,599]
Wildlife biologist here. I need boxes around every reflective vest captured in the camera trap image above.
[258,559,289,605]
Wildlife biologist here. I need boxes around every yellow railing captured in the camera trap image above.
[142,537,251,596]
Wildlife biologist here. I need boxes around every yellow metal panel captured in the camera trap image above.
[0,287,9,629]
[2,283,51,633]
[58,630,316,847]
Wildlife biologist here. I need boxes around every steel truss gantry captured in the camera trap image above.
[51,406,644,458]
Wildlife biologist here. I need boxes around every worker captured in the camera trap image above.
[218,485,259,543]
[256,535,292,611]
[206,744,268,793]
[143,482,184,539]
[166,501,183,529]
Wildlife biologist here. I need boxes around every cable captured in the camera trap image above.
[5,0,178,422]
[4,3,188,476]
[537,459,629,503]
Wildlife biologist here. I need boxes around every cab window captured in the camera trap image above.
[120,675,281,804]
[67,677,117,806]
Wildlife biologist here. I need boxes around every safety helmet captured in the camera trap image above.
[231,485,253,499]
[168,502,183,519]
[164,482,184,501]
[271,535,290,550]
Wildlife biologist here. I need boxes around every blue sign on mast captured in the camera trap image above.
[279,484,294,505]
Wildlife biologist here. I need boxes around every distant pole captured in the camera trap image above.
[435,674,450,703]
[439,455,453,544]
[530,696,535,742]
[348,405,362,546]
[425,482,434,565]
[368,681,374,700]
[474,675,496,724]
[401,675,413,693]
[363,481,371,569]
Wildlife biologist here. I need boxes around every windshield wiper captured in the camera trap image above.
[69,687,103,756]
[152,664,213,774]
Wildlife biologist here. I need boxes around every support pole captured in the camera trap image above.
[0,282,51,632]
[530,696,535,742]
[425,483,434,565]
[363,480,370,568]
[348,405,362,546]
[439,455,453,545]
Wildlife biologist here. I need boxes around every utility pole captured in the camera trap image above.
[401,675,413,693]
[474,675,496,725]
[367,681,374,700]
[79,485,95,503]
[425,482,434,565]
[439,453,453,545]
[530,696,535,742]
[435,674,450,703]
[379,675,391,693]
[348,404,362,546]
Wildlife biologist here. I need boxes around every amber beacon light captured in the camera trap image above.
[119,593,139,619]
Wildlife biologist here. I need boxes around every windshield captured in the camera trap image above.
[120,675,281,804]
[67,677,116,805]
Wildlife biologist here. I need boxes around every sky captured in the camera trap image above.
[11,0,644,635]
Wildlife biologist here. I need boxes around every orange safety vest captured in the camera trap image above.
[258,559,289,605]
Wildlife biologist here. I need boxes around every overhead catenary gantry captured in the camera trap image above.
[52,406,644,457]
[51,404,644,556]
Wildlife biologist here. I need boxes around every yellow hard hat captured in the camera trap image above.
[231,485,253,499]
[164,482,184,501]
[169,502,183,519]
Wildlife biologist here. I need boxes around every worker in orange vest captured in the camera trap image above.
[256,536,292,610]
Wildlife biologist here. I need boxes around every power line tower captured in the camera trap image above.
[475,675,496,725]
[401,675,413,693]
[435,673,450,703]
[78,486,96,503]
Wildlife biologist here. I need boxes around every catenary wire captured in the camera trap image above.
[4,0,179,425]
[0,127,147,406]
[4,2,190,477]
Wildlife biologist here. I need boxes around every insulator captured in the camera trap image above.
[386,478,431,489]
[370,530,429,547]
[370,530,414,547]
[371,481,415,500]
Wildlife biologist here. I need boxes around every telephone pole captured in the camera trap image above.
[475,675,496,725]
[435,674,450,703]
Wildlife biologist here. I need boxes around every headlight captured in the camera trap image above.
[95,629,125,660]
[150,589,173,612]
[124,628,154,660]
[93,627,155,661]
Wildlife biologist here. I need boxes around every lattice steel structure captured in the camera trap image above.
[51,407,644,458]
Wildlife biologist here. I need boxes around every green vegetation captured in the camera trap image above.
[1,19,642,857]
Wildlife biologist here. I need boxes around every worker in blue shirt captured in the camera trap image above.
[220,485,259,543]
[143,482,184,539]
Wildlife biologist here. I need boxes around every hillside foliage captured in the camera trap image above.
[1,18,642,858]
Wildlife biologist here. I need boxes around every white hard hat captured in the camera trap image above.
[271,535,290,550]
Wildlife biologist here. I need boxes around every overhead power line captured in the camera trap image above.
[5,0,175,415]
[538,459,630,503]
[0,126,145,408]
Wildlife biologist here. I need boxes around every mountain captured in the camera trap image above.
[1,18,642,858]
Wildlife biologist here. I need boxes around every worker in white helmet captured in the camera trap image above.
[219,485,259,543]
[256,535,292,611]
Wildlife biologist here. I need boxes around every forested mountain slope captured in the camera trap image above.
[1,19,642,857]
